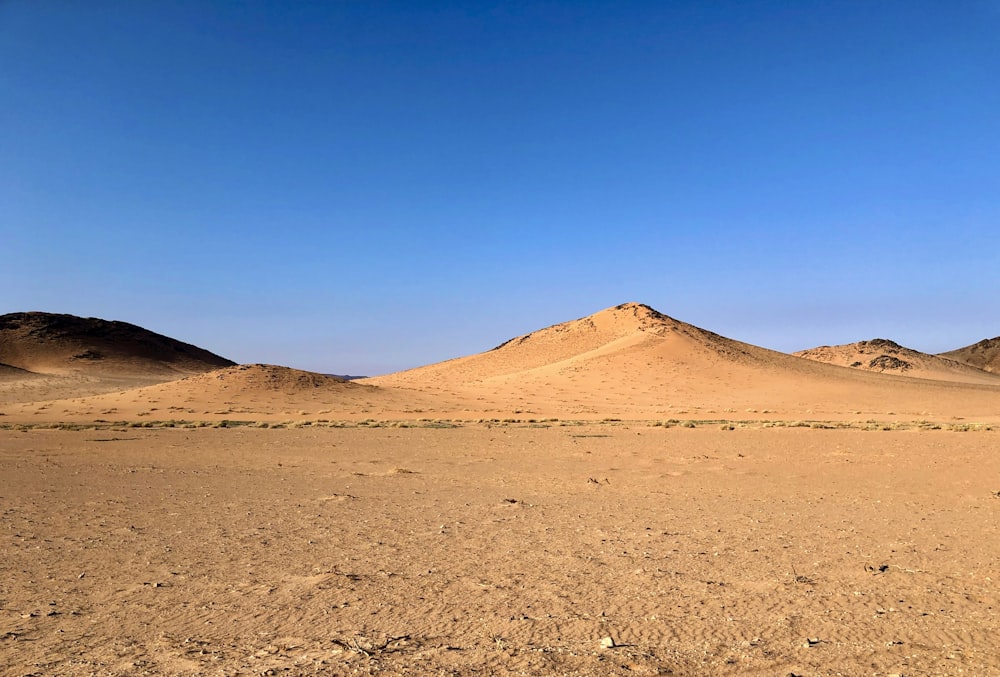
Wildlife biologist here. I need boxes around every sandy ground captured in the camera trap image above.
[3,424,999,676]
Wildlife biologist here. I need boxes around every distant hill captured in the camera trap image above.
[940,337,1000,374]
[794,338,1000,385]
[0,312,235,377]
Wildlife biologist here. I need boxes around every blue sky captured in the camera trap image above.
[3,1,999,374]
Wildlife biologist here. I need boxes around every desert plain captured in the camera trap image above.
[2,303,1000,676]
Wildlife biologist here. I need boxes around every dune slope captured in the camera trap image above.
[367,302,1000,420]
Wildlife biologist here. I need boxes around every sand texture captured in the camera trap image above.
[2,425,1000,676]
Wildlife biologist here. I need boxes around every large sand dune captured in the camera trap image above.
[367,303,1000,421]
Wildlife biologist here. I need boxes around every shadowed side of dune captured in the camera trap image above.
[0,312,235,377]
[941,337,1000,374]
[0,312,237,404]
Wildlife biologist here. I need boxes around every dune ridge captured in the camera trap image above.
[367,302,1000,420]
[371,303,762,385]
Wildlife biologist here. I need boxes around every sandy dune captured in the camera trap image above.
[0,363,456,423]
[941,336,1000,374]
[367,303,1000,422]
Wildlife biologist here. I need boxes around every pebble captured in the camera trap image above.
[599,636,616,649]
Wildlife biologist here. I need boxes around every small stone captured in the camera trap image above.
[599,636,616,649]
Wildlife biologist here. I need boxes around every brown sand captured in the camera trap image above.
[2,425,999,675]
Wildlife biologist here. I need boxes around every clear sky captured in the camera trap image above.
[3,1,999,375]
